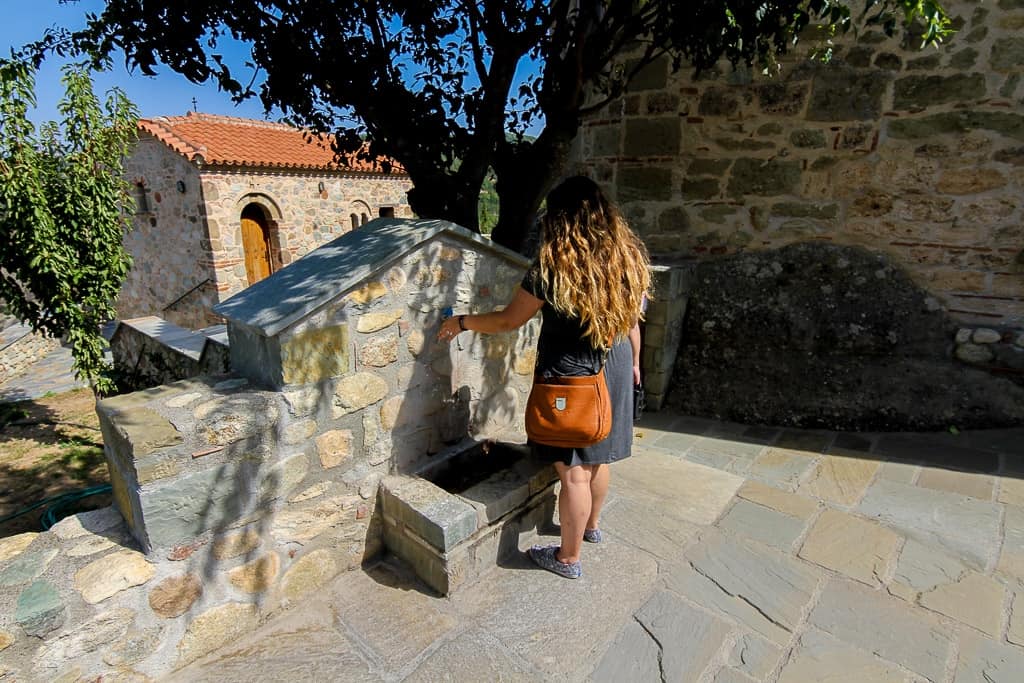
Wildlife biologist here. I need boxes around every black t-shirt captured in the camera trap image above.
[521,262,604,378]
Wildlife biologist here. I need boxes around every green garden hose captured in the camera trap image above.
[0,484,113,530]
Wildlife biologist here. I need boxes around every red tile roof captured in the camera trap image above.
[137,112,405,175]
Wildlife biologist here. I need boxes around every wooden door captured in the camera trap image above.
[240,206,272,285]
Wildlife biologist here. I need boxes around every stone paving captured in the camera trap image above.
[0,344,88,403]
[169,412,1024,682]
[0,323,115,402]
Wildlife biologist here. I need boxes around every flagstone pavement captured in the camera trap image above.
[170,412,1024,682]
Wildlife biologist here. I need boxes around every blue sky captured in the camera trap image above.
[1,0,277,124]
[2,1,544,135]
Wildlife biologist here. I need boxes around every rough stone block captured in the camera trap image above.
[280,324,350,384]
[380,476,478,552]
[332,372,389,417]
[893,73,987,109]
[142,461,259,549]
[807,65,887,121]
[727,158,801,197]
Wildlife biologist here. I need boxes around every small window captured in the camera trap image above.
[134,183,150,213]
[361,213,369,226]
[379,207,395,218]
[350,213,359,231]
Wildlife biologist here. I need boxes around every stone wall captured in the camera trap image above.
[119,136,414,330]
[0,222,538,679]
[110,317,230,391]
[667,242,1024,430]
[120,139,213,331]
[0,322,60,386]
[640,264,693,410]
[571,0,1024,327]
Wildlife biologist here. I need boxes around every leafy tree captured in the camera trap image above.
[33,1,951,252]
[0,60,137,394]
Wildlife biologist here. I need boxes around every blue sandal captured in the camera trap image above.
[528,545,582,579]
[583,528,603,543]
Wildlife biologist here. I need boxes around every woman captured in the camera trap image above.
[437,175,651,579]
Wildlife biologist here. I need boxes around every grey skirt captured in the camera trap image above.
[530,337,634,466]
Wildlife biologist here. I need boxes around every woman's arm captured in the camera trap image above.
[436,287,544,342]
[628,322,641,385]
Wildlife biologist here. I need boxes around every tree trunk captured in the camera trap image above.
[490,127,576,254]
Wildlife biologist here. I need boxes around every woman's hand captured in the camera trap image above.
[437,316,462,343]
[633,364,642,385]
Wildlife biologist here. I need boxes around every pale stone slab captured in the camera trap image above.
[649,430,702,455]
[717,499,806,552]
[682,531,820,639]
[450,532,658,677]
[777,628,913,683]
[797,454,879,505]
[614,447,744,526]
[918,571,1005,637]
[917,468,994,500]
[892,538,967,599]
[690,436,766,461]
[211,528,261,560]
[327,562,458,673]
[809,578,953,682]
[0,532,37,562]
[685,448,735,472]
[1009,592,1024,646]
[857,478,1001,569]
[228,552,280,593]
[74,550,156,604]
[590,621,661,683]
[956,630,1024,683]
[596,590,730,683]
[66,535,117,558]
[176,602,259,667]
[727,633,782,680]
[598,497,701,561]
[281,548,337,602]
[998,504,1024,581]
[171,610,368,683]
[33,608,135,675]
[665,562,789,645]
[272,495,354,543]
[999,478,1024,507]
[876,460,919,484]
[407,630,535,682]
[749,448,817,489]
[258,452,310,502]
[50,506,125,540]
[736,480,819,520]
[148,573,202,618]
[798,509,900,587]
[0,548,58,587]
[713,668,758,683]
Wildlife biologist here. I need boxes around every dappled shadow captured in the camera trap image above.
[0,391,111,537]
[633,409,1024,480]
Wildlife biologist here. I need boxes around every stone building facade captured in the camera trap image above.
[571,0,1023,327]
[120,113,413,330]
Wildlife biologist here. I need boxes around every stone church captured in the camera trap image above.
[119,112,413,330]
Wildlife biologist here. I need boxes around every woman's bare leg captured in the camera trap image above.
[586,463,609,531]
[553,462,592,564]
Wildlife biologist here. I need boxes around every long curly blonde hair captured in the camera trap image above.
[537,176,651,350]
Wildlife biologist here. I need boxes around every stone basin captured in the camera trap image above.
[379,440,557,595]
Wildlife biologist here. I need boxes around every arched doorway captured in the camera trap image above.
[240,204,275,285]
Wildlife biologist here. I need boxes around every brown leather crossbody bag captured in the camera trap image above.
[524,364,612,448]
